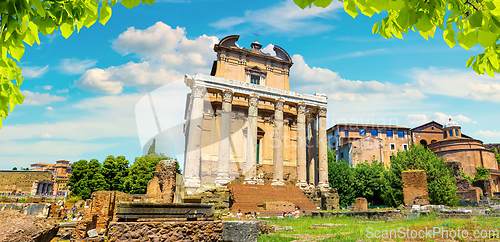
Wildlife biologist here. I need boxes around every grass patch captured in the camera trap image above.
[257,215,500,241]
[66,196,82,203]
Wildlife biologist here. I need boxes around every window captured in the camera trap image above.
[340,152,344,159]
[345,130,349,136]
[386,130,393,137]
[398,131,404,138]
[371,130,378,136]
[403,144,408,151]
[250,75,260,85]
[455,129,459,136]
[444,132,447,139]
[359,129,366,136]
[448,130,453,137]
[390,143,395,151]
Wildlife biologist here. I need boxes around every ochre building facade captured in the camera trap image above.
[183,36,329,194]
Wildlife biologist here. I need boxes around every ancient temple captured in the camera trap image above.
[183,35,329,193]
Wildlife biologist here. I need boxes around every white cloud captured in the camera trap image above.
[59,58,97,75]
[0,141,115,157]
[43,85,52,90]
[0,94,142,142]
[75,22,218,94]
[22,65,49,79]
[56,89,69,93]
[476,130,500,137]
[210,0,342,35]
[46,106,54,111]
[22,91,66,105]
[406,67,500,102]
[406,114,430,125]
[290,54,423,101]
[330,48,387,60]
[406,113,474,126]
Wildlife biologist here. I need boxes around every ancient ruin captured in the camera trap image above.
[402,170,430,206]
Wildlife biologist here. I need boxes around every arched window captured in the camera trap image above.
[420,139,428,149]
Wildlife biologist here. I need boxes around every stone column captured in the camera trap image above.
[317,107,329,189]
[307,112,318,186]
[216,89,234,187]
[272,98,285,186]
[244,94,259,184]
[184,86,206,191]
[296,102,308,189]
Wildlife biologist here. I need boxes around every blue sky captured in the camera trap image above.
[1,0,499,169]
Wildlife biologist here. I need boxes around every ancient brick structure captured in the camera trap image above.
[351,197,368,212]
[228,184,319,217]
[263,201,295,212]
[429,118,500,196]
[402,170,430,206]
[0,171,52,195]
[107,221,223,242]
[458,187,482,202]
[0,210,59,242]
[146,159,177,203]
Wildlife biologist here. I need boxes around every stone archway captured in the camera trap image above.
[420,139,428,149]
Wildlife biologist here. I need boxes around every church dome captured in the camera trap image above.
[443,118,460,129]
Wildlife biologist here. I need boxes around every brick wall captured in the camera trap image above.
[402,170,430,206]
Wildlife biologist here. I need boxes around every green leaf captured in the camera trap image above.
[466,56,475,68]
[84,12,98,28]
[489,54,499,69]
[60,22,75,39]
[469,10,483,28]
[111,0,118,7]
[388,0,405,11]
[99,2,112,25]
[456,30,477,50]
[9,41,25,62]
[414,14,433,32]
[30,0,46,18]
[477,29,498,48]
[121,0,141,9]
[372,22,380,34]
[485,62,495,77]
[395,7,410,29]
[312,0,332,8]
[443,24,456,48]
[344,0,358,18]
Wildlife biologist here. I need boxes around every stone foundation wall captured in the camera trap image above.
[351,198,368,212]
[255,164,297,185]
[108,221,223,242]
[184,187,230,212]
[402,170,429,206]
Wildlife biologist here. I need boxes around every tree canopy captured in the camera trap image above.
[0,0,155,128]
[294,0,500,77]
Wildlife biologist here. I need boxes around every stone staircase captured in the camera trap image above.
[228,184,320,217]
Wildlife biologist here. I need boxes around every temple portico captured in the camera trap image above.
[183,73,328,192]
[183,36,330,194]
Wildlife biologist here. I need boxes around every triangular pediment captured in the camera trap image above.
[411,121,443,131]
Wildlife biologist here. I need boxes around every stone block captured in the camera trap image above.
[492,205,500,213]
[402,170,430,206]
[222,221,259,242]
[350,198,368,212]
[87,229,98,238]
[0,203,51,218]
[406,213,419,220]
[411,205,420,213]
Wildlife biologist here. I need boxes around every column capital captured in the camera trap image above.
[297,102,306,115]
[318,107,327,117]
[192,86,206,99]
[274,98,284,112]
[222,89,234,103]
[248,94,259,107]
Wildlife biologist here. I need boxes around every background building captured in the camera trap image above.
[30,160,72,195]
[327,124,411,167]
